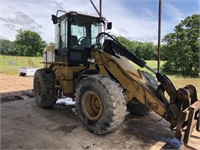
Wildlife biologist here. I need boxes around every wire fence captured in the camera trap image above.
[27,58,38,68]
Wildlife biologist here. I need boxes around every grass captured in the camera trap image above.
[0,55,43,75]
[130,60,165,75]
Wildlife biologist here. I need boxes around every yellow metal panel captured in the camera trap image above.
[96,51,166,116]
[61,80,73,94]
[69,67,86,73]
[89,51,110,77]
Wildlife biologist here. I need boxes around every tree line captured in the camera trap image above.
[117,37,158,60]
[117,14,199,77]
[0,14,199,77]
[0,30,47,57]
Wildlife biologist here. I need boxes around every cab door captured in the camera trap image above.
[68,23,92,67]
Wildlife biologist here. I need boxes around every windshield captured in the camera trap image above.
[70,16,99,49]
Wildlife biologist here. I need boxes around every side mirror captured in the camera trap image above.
[51,15,58,24]
[107,22,112,30]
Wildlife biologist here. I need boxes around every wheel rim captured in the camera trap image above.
[36,80,41,96]
[81,90,103,121]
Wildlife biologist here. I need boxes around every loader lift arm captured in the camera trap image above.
[96,32,200,145]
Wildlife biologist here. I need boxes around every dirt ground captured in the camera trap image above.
[0,74,33,93]
[0,74,200,149]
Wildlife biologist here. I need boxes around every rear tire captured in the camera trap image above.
[75,75,126,134]
[141,71,159,89]
[127,71,159,116]
[127,102,149,116]
[33,68,57,108]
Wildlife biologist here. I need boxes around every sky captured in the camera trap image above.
[0,0,199,43]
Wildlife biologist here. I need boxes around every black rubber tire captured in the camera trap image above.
[141,71,159,89]
[74,74,126,134]
[33,68,57,108]
[19,72,26,77]
[127,71,159,116]
[127,102,150,116]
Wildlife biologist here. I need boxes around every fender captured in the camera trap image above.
[75,69,99,88]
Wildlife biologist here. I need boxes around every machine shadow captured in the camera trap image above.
[121,112,182,149]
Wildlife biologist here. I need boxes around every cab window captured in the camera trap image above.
[55,23,59,49]
[70,24,89,49]
[61,19,68,48]
[91,23,99,45]
[71,25,86,39]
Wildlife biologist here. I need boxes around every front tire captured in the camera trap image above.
[33,68,57,108]
[74,75,126,134]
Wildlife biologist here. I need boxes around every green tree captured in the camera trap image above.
[162,14,200,77]
[117,36,157,60]
[117,36,138,53]
[15,30,47,56]
[0,39,18,55]
[135,42,157,60]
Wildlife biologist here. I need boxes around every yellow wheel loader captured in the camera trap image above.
[33,6,200,146]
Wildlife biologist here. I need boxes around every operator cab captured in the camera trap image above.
[52,11,103,66]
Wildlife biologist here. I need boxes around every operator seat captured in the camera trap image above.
[70,35,78,47]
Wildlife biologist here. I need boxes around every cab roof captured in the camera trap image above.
[57,11,104,23]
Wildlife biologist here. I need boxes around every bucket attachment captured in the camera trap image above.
[175,100,200,145]
[157,74,200,146]
[166,85,200,146]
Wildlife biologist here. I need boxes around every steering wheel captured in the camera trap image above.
[77,36,86,45]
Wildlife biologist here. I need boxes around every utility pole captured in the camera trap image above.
[157,0,162,73]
